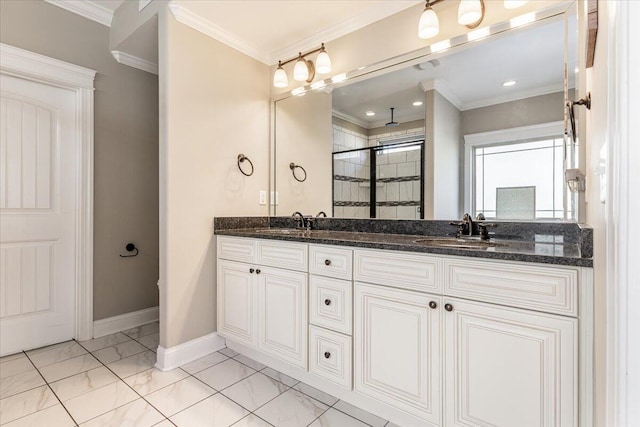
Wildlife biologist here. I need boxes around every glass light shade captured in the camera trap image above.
[316,50,332,74]
[418,7,439,39]
[293,57,309,81]
[273,66,288,88]
[504,0,528,9]
[458,0,483,26]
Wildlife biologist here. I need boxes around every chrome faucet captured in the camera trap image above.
[292,211,306,229]
[316,211,327,218]
[450,213,474,238]
[450,213,495,240]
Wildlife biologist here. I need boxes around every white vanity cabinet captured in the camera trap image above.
[217,236,308,369]
[354,282,442,425]
[216,235,591,427]
[443,298,577,427]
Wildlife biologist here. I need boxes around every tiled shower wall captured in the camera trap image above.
[332,124,425,219]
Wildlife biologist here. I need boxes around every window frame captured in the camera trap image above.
[463,121,566,220]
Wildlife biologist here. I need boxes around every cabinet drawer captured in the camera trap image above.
[309,276,352,335]
[217,236,257,263]
[309,245,352,280]
[257,240,308,271]
[309,325,352,390]
[354,249,441,293]
[444,257,578,316]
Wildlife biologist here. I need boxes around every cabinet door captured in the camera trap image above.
[257,267,308,369]
[444,298,577,427]
[217,260,256,347]
[354,282,441,425]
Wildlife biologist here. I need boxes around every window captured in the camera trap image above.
[464,122,574,221]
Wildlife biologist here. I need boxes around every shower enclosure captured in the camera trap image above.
[332,139,425,219]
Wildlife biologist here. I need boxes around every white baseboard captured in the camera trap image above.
[93,306,159,338]
[155,332,226,371]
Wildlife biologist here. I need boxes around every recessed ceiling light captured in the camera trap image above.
[365,111,375,116]
[502,80,517,87]
[413,101,423,106]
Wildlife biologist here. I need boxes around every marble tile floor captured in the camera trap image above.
[0,323,398,427]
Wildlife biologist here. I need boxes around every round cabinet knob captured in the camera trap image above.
[324,299,332,306]
[255,269,261,274]
[444,303,454,312]
[249,268,255,273]
[324,259,332,266]
[324,352,331,359]
[429,301,437,309]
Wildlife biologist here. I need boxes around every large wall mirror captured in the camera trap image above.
[273,2,579,221]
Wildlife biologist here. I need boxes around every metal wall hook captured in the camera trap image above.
[289,162,307,182]
[567,92,591,144]
[120,242,139,258]
[237,154,254,176]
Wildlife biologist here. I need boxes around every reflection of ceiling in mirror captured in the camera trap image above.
[332,17,577,128]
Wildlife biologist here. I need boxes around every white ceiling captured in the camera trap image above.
[333,16,578,128]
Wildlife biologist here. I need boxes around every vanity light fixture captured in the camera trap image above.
[502,80,517,87]
[413,101,424,106]
[273,43,331,88]
[418,0,485,40]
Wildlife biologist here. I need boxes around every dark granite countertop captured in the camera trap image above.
[214,223,593,268]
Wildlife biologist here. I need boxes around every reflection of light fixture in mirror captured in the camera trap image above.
[458,0,484,28]
[418,2,439,39]
[291,87,306,97]
[565,169,585,192]
[366,111,375,116]
[504,0,528,9]
[510,12,536,28]
[331,73,347,83]
[273,43,331,87]
[413,101,423,106]
[502,80,517,87]
[311,81,327,90]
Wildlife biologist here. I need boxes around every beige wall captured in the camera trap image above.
[461,91,568,136]
[159,11,270,348]
[0,0,159,321]
[275,92,332,216]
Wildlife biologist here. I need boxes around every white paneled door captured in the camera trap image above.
[0,73,78,355]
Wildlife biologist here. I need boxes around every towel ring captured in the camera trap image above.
[289,162,307,182]
[237,154,254,176]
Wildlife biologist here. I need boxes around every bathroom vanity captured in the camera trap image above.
[214,218,593,427]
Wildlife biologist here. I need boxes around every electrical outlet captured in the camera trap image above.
[259,190,267,205]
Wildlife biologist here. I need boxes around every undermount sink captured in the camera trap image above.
[413,237,501,249]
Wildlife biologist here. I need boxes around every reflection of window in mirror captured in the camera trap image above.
[464,122,573,221]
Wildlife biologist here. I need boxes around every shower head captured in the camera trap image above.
[385,107,399,126]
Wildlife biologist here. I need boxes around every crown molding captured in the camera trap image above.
[168,2,270,65]
[332,109,371,129]
[419,79,464,111]
[43,0,114,27]
[269,1,422,64]
[111,50,158,75]
[461,83,567,111]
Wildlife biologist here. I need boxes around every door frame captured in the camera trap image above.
[0,43,96,341]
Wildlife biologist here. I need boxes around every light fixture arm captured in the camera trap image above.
[278,43,326,67]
